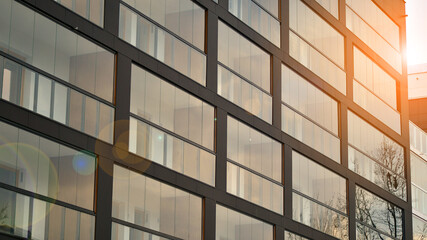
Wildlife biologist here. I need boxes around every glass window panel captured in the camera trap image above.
[218,21,270,93]
[227,116,281,182]
[355,186,403,239]
[119,4,206,86]
[53,83,68,124]
[0,0,11,51]
[54,25,78,83]
[129,117,215,185]
[95,48,115,102]
[32,13,56,74]
[84,96,98,137]
[36,76,52,118]
[9,1,34,63]
[68,90,83,131]
[112,165,202,238]
[216,204,273,240]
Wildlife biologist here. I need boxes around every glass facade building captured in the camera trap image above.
[0,0,419,239]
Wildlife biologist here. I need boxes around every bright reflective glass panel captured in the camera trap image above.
[288,31,346,95]
[227,162,283,214]
[218,21,271,93]
[228,0,280,46]
[119,4,206,86]
[0,187,95,239]
[0,120,96,210]
[0,0,115,102]
[122,0,205,50]
[292,151,346,213]
[314,0,338,18]
[289,0,344,68]
[227,116,281,182]
[218,64,272,123]
[216,204,273,240]
[112,165,203,239]
[0,56,114,143]
[128,117,215,186]
[112,222,170,240]
[53,0,104,27]
[130,64,214,151]
[346,3,402,73]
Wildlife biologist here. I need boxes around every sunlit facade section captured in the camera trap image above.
[289,0,346,95]
[218,21,272,123]
[314,0,338,18]
[353,47,400,134]
[346,0,402,73]
[282,64,340,163]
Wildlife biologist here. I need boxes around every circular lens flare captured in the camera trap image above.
[72,153,95,176]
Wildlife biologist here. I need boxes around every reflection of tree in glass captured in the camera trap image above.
[355,186,403,240]
[372,138,406,199]
[293,192,348,240]
[0,204,7,225]
[413,216,427,240]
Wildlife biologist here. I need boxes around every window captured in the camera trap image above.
[216,204,273,240]
[130,64,214,151]
[218,65,272,123]
[218,21,272,123]
[129,117,215,186]
[353,47,400,133]
[227,162,283,214]
[284,231,310,240]
[119,3,206,86]
[0,0,115,102]
[0,56,114,143]
[413,215,427,240]
[0,120,97,210]
[112,222,169,240]
[228,0,280,46]
[0,187,95,239]
[53,0,104,27]
[292,151,348,239]
[227,116,281,182]
[355,186,403,240]
[289,0,346,94]
[122,0,204,51]
[346,0,402,73]
[348,111,406,200]
[314,0,338,18]
[226,116,282,213]
[112,165,203,239]
[411,152,427,217]
[282,64,340,163]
